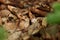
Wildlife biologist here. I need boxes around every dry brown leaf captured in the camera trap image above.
[0,0,11,4]
[31,7,47,16]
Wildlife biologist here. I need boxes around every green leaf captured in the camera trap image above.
[0,26,8,40]
[52,2,60,11]
[47,2,60,24]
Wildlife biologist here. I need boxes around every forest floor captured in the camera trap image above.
[0,0,60,40]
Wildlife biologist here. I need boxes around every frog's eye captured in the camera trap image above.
[8,17,13,21]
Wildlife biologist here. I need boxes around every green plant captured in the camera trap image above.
[0,26,8,40]
[47,2,60,24]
